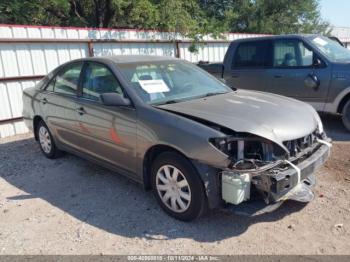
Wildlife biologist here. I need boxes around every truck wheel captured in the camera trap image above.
[151,152,206,221]
[342,99,350,132]
[36,120,63,159]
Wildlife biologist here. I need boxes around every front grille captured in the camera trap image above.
[283,131,318,157]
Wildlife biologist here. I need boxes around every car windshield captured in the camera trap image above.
[309,36,350,62]
[117,60,231,105]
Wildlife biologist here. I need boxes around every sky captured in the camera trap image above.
[320,0,350,27]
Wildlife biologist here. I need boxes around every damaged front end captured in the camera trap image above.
[209,128,331,215]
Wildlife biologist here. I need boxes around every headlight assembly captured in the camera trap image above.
[317,117,324,135]
[209,135,286,172]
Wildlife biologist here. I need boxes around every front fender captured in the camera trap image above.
[135,105,230,177]
[324,86,350,114]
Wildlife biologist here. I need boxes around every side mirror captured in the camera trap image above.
[304,74,320,89]
[100,93,131,106]
[313,58,323,68]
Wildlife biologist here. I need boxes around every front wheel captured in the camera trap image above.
[151,152,206,221]
[342,99,350,132]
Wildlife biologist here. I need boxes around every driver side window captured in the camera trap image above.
[273,39,314,67]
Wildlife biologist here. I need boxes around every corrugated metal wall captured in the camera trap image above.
[0,24,262,138]
[93,42,176,57]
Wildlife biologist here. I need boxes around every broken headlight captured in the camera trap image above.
[209,136,286,172]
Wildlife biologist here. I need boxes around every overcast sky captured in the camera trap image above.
[320,0,350,27]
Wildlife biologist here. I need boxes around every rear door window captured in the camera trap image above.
[233,40,272,68]
[54,63,83,95]
[45,78,55,92]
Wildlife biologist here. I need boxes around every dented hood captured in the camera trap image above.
[157,89,319,146]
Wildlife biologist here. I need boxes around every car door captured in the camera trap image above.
[227,40,272,92]
[74,61,138,177]
[266,38,331,108]
[39,62,83,149]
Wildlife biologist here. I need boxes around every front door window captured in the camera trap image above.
[273,39,314,68]
[81,62,124,101]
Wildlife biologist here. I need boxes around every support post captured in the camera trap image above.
[175,41,180,58]
[88,41,94,57]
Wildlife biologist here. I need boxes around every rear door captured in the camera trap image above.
[265,38,331,107]
[74,62,138,177]
[227,40,272,91]
[39,62,83,149]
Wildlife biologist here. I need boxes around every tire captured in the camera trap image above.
[151,151,206,221]
[36,120,63,159]
[342,99,350,132]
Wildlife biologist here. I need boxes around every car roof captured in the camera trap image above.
[74,55,179,64]
[232,34,319,43]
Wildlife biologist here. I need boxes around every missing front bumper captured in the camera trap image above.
[225,175,315,217]
[254,142,330,203]
[222,142,330,216]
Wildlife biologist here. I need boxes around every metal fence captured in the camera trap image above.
[0,24,265,138]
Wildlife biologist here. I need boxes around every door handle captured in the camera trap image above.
[75,107,86,115]
[232,74,240,78]
[274,75,283,78]
[41,98,48,104]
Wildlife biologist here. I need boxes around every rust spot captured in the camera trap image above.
[110,127,122,144]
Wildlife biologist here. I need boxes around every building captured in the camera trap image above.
[331,26,350,48]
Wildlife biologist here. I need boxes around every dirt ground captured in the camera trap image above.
[0,114,349,255]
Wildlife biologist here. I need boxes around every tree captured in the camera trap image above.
[215,0,329,34]
[0,0,71,26]
[0,0,329,38]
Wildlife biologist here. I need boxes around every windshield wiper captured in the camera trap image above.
[153,99,183,105]
[200,91,228,98]
[154,92,229,105]
[162,100,179,104]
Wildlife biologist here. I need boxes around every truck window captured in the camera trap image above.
[232,40,271,68]
[273,39,314,67]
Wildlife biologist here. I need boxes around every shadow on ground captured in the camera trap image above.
[0,115,347,242]
[321,114,350,142]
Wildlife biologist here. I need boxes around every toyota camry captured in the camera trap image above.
[23,55,331,221]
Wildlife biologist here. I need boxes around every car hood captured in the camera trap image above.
[157,89,319,148]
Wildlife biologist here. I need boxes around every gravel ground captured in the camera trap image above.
[0,114,349,255]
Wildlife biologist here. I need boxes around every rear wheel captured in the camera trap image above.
[342,99,350,132]
[151,152,206,221]
[36,121,63,159]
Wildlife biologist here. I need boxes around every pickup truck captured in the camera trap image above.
[198,34,350,131]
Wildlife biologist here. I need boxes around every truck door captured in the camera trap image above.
[226,40,272,92]
[265,38,331,109]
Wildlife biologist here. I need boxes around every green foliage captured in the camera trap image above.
[0,0,330,52]
[127,0,159,29]
[0,0,70,25]
[218,0,329,34]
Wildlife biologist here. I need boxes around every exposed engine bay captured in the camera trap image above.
[208,124,331,207]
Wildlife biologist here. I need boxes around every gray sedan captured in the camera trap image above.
[23,55,331,221]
